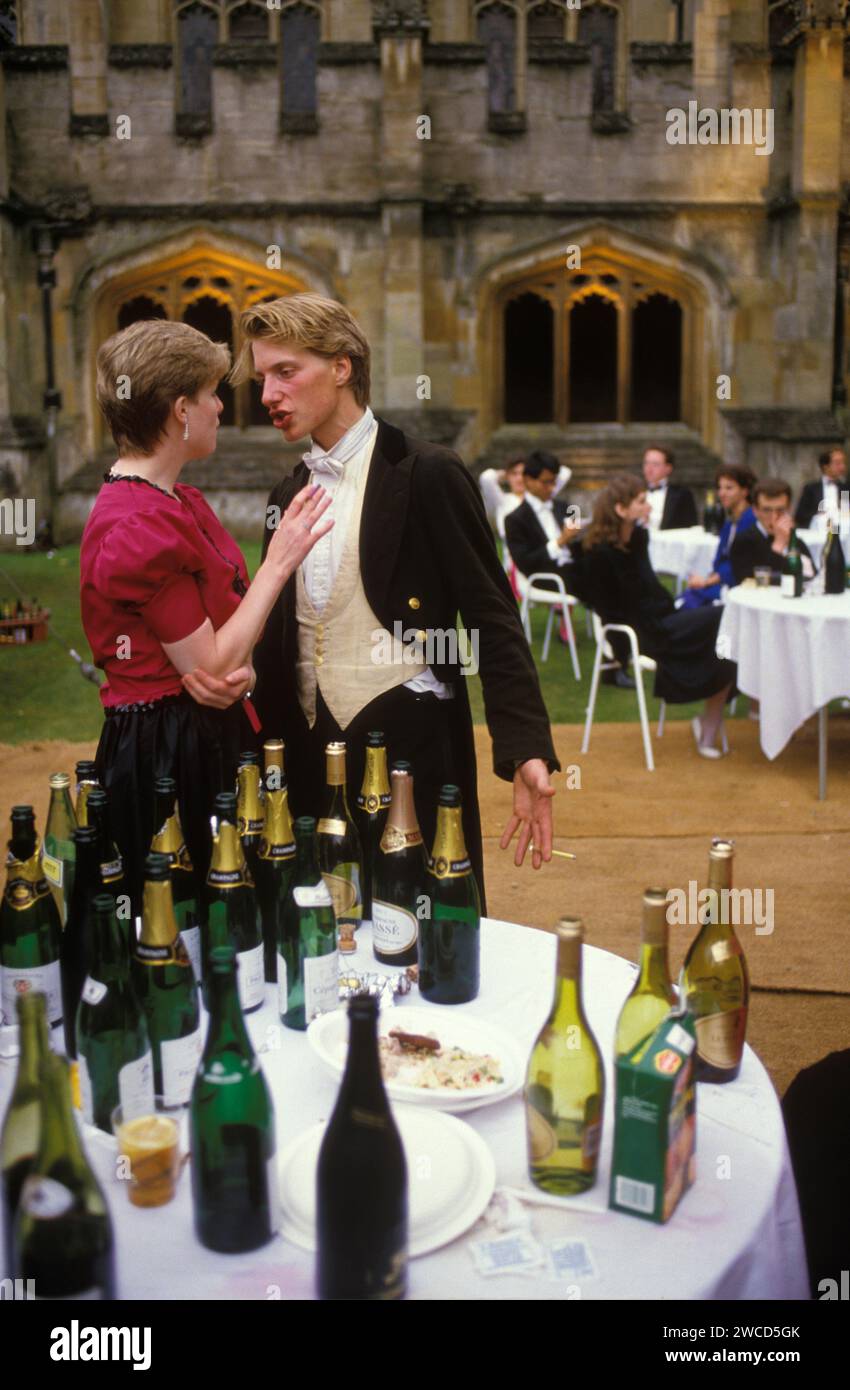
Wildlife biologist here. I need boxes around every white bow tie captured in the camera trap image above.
[304,453,344,482]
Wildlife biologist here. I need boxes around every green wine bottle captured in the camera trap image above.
[85,788,125,900]
[781,530,804,597]
[822,518,847,594]
[1,991,51,1276]
[278,817,338,1032]
[680,839,750,1083]
[190,944,279,1253]
[76,894,154,1133]
[420,784,481,1004]
[317,994,408,1301]
[12,1051,115,1298]
[372,762,428,968]
[615,888,677,1056]
[1,806,63,1028]
[318,742,364,940]
[43,772,77,925]
[254,740,296,984]
[59,826,100,1059]
[132,854,201,1107]
[355,731,391,925]
[525,919,605,1195]
[203,792,264,1014]
[74,760,99,828]
[151,777,201,984]
[236,751,264,887]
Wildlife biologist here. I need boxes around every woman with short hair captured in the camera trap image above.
[582,473,736,758]
[80,318,332,911]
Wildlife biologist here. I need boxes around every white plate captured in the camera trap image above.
[307,1005,524,1113]
[278,1104,496,1257]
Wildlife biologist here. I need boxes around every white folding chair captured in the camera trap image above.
[581,615,665,772]
[516,571,581,679]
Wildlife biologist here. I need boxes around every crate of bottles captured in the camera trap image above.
[0,601,49,646]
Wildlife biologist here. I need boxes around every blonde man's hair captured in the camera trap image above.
[231,292,371,406]
[96,319,231,457]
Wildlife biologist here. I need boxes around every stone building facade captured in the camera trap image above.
[0,0,848,544]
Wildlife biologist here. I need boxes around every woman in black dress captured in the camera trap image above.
[581,473,736,757]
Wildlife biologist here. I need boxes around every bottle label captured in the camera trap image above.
[321,866,361,922]
[428,854,472,880]
[1,959,62,1025]
[207,868,246,888]
[293,881,333,910]
[357,791,391,814]
[4,873,53,909]
[81,976,108,1007]
[266,1151,281,1231]
[260,840,295,861]
[695,1009,746,1070]
[101,858,123,882]
[372,899,418,955]
[134,943,173,963]
[276,953,289,1016]
[20,1175,75,1220]
[41,851,63,888]
[303,949,339,1023]
[239,816,265,836]
[780,572,795,597]
[160,1027,203,1106]
[237,943,265,1012]
[78,1054,94,1123]
[380,826,423,854]
[318,817,347,837]
[118,1051,155,1119]
[180,925,202,983]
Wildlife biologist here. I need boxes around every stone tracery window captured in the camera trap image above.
[0,1,17,47]
[96,247,304,434]
[499,255,691,426]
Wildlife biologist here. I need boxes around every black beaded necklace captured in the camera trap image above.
[103,472,248,598]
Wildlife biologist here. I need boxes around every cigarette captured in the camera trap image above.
[530,843,577,861]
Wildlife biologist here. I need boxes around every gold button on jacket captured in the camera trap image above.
[408,596,421,610]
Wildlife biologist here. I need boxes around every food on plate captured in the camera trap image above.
[378,1029,503,1091]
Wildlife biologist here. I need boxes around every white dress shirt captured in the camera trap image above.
[646,483,667,531]
[525,491,574,567]
[302,409,451,699]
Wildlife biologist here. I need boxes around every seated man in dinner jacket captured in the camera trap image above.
[642,445,699,530]
[731,477,816,584]
[504,450,588,603]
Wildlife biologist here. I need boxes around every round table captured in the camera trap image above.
[0,921,807,1301]
[649,527,825,587]
[717,586,850,797]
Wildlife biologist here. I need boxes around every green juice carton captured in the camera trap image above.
[609,1009,697,1224]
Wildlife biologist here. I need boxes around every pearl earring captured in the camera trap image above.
[183,416,189,441]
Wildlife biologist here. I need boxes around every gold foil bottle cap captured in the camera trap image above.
[264,739,284,775]
[49,773,71,789]
[554,917,583,977]
[325,741,346,787]
[642,888,669,945]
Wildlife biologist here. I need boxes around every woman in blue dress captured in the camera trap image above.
[679,466,757,609]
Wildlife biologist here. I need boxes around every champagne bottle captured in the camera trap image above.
[420,784,481,1005]
[318,742,364,938]
[12,1052,115,1298]
[74,760,99,828]
[76,894,154,1133]
[203,792,264,1014]
[355,731,391,925]
[43,772,77,925]
[278,816,338,1031]
[132,854,201,1107]
[680,839,750,1083]
[190,944,279,1253]
[781,531,803,597]
[615,888,677,1056]
[236,751,264,885]
[822,519,847,595]
[372,762,428,968]
[151,777,201,984]
[525,919,605,1195]
[1,992,51,1275]
[254,740,296,984]
[85,788,125,899]
[1,807,63,1029]
[317,993,407,1301]
[59,826,100,1058]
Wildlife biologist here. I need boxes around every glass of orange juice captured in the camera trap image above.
[112,1098,186,1208]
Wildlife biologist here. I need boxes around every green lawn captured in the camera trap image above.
[0,541,748,745]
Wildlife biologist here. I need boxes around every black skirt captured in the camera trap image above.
[94,693,255,918]
[640,606,736,705]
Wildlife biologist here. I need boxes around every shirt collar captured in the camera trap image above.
[303,407,375,475]
[527,492,553,515]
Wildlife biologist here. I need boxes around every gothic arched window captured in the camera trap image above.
[280,1,321,133]
[578,0,618,114]
[175,1,219,137]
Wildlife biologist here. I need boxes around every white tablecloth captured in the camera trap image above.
[0,921,808,1301]
[718,587,850,759]
[649,527,825,584]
